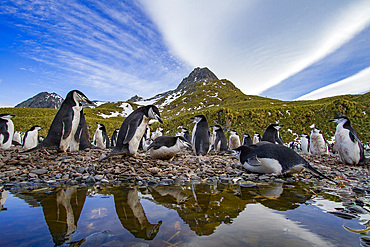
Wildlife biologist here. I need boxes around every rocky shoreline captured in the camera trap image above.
[1,147,370,190]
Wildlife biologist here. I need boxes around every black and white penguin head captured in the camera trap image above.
[146,105,163,123]
[301,133,309,139]
[272,124,283,130]
[254,133,260,137]
[191,115,207,124]
[96,122,106,131]
[230,130,238,135]
[0,113,15,121]
[29,125,42,131]
[181,128,189,133]
[329,116,349,125]
[243,133,250,138]
[69,90,93,105]
[212,125,222,131]
[230,145,249,160]
[311,127,322,135]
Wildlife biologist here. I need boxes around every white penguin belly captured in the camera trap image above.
[310,135,328,155]
[1,122,14,149]
[243,158,282,175]
[94,130,106,149]
[150,146,180,160]
[61,105,81,152]
[335,130,361,165]
[129,116,149,155]
[301,139,309,154]
[23,132,38,150]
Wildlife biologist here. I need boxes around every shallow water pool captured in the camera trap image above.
[1,181,369,246]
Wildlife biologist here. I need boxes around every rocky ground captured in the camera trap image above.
[1,146,370,190]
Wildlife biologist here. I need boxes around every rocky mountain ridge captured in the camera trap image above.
[15,92,64,109]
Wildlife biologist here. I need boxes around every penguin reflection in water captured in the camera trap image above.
[99,105,163,161]
[231,143,335,183]
[329,116,366,165]
[147,136,191,160]
[25,90,94,153]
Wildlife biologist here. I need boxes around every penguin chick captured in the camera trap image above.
[228,130,241,150]
[151,126,163,140]
[23,125,42,150]
[191,115,210,156]
[147,136,191,160]
[310,127,329,155]
[231,143,335,183]
[329,116,366,165]
[261,124,284,144]
[0,113,15,150]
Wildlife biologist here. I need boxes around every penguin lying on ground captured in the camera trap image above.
[211,125,228,151]
[93,122,110,149]
[191,115,210,156]
[147,136,191,160]
[228,130,241,150]
[230,143,336,183]
[329,116,366,165]
[26,90,94,153]
[99,105,163,161]
[22,125,42,150]
[310,126,329,155]
[0,113,15,150]
[261,124,284,144]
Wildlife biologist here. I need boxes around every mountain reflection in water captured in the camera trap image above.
[0,181,366,246]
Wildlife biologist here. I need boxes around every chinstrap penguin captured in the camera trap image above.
[12,131,23,146]
[22,125,42,150]
[93,122,110,149]
[30,90,93,152]
[228,130,241,150]
[253,133,261,144]
[261,124,284,144]
[191,115,210,156]
[147,135,191,160]
[242,133,253,146]
[231,143,335,183]
[300,134,310,154]
[211,125,228,151]
[110,129,119,147]
[329,116,366,165]
[0,113,15,150]
[151,126,163,140]
[99,105,163,161]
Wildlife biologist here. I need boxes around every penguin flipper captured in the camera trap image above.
[247,155,263,166]
[123,118,142,144]
[62,113,73,140]
[304,163,337,184]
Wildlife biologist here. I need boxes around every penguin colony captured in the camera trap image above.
[2,89,368,182]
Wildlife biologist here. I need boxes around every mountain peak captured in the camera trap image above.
[176,67,219,90]
[15,92,63,109]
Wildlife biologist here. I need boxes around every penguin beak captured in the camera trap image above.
[328,119,335,123]
[156,115,163,124]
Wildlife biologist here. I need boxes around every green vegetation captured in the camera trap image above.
[1,81,369,143]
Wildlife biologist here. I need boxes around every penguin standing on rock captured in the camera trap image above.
[230,143,336,183]
[262,124,284,144]
[93,122,109,149]
[253,133,261,144]
[0,113,15,150]
[191,115,210,156]
[310,127,328,155]
[111,129,119,147]
[22,125,42,150]
[242,133,253,146]
[211,125,228,151]
[147,136,191,160]
[300,134,310,154]
[30,90,93,152]
[228,130,241,150]
[99,105,163,161]
[329,116,366,165]
[12,131,23,146]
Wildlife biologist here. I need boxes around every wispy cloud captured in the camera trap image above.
[0,0,191,101]
[141,0,370,97]
[295,67,370,100]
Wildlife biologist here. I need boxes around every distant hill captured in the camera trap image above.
[15,92,63,109]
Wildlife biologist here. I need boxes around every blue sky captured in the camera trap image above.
[1,0,370,107]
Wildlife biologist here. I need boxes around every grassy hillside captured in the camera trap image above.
[1,81,369,144]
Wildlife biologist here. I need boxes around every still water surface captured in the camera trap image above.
[1,182,369,246]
